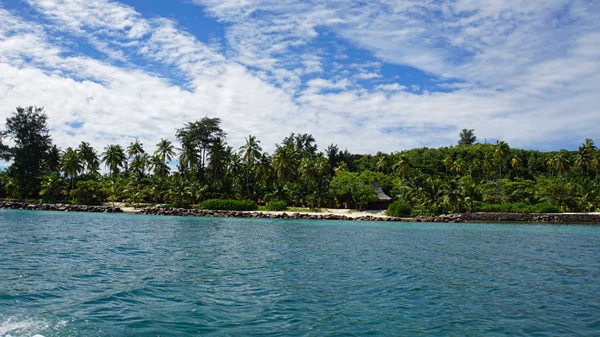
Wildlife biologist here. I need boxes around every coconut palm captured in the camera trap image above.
[591,152,600,179]
[208,139,228,180]
[452,157,467,175]
[239,135,262,198]
[78,142,100,175]
[102,144,127,176]
[273,144,298,182]
[393,155,411,179]
[178,140,200,176]
[155,139,176,163]
[130,153,150,180]
[376,155,390,173]
[511,155,523,169]
[46,145,62,173]
[553,150,572,175]
[150,155,170,178]
[40,173,64,202]
[127,139,145,158]
[575,145,592,175]
[442,155,453,176]
[61,147,83,198]
[495,140,510,175]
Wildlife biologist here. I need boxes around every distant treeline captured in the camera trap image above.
[1,106,599,214]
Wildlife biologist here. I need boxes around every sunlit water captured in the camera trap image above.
[1,210,599,336]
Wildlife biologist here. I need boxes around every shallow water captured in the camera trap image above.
[1,210,599,336]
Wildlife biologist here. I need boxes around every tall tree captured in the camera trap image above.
[77,142,100,175]
[495,141,510,175]
[458,129,477,146]
[46,145,62,174]
[2,106,53,199]
[175,117,226,176]
[239,135,262,198]
[273,144,298,182]
[61,147,83,197]
[102,144,127,176]
[155,139,176,163]
[127,139,145,158]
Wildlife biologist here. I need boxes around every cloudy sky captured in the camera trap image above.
[0,0,599,154]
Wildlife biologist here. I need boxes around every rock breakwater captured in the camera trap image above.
[0,202,123,213]
[138,207,409,222]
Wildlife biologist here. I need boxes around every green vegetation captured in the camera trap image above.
[266,201,288,211]
[198,199,258,211]
[386,201,412,217]
[1,106,600,214]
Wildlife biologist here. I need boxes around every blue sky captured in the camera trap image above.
[0,0,599,154]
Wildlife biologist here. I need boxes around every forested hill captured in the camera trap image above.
[1,107,599,214]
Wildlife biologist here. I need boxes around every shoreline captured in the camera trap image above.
[3,202,600,223]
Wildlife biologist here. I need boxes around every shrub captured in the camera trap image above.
[531,202,560,213]
[386,201,412,217]
[266,201,287,211]
[473,201,561,213]
[166,201,192,209]
[198,199,258,211]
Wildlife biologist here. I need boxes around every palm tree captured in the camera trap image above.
[46,145,62,173]
[167,174,191,207]
[495,140,510,175]
[442,155,453,176]
[452,157,466,175]
[130,153,150,180]
[376,155,390,173]
[273,144,298,181]
[546,156,557,176]
[40,173,64,202]
[393,155,411,179]
[511,155,523,169]
[102,144,127,176]
[78,142,100,175]
[155,139,176,163]
[178,140,200,176]
[575,145,592,176]
[61,147,83,199]
[591,152,600,179]
[554,150,572,175]
[208,139,228,180]
[127,139,145,158]
[150,155,170,178]
[482,153,496,178]
[239,135,262,198]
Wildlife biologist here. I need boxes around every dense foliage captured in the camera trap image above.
[198,199,258,211]
[2,106,600,214]
[386,201,412,217]
[266,201,288,211]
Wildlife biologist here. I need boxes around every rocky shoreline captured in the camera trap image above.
[2,202,600,223]
[137,207,408,222]
[0,202,123,213]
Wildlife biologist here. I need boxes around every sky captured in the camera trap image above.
[0,0,599,155]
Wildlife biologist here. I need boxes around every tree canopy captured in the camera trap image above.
[1,107,599,214]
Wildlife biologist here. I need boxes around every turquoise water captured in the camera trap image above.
[1,210,599,336]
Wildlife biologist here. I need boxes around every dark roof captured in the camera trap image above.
[373,179,392,201]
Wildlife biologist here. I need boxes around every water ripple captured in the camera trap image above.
[1,210,599,336]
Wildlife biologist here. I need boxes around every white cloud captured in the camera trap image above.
[0,0,599,157]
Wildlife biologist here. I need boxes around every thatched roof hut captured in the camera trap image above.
[370,179,392,209]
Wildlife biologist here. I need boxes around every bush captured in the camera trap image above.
[386,201,412,217]
[473,201,561,213]
[266,201,287,211]
[198,199,258,211]
[166,201,192,209]
[530,202,560,213]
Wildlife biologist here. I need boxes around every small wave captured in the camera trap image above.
[0,316,65,337]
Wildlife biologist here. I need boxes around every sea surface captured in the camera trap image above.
[1,210,599,336]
